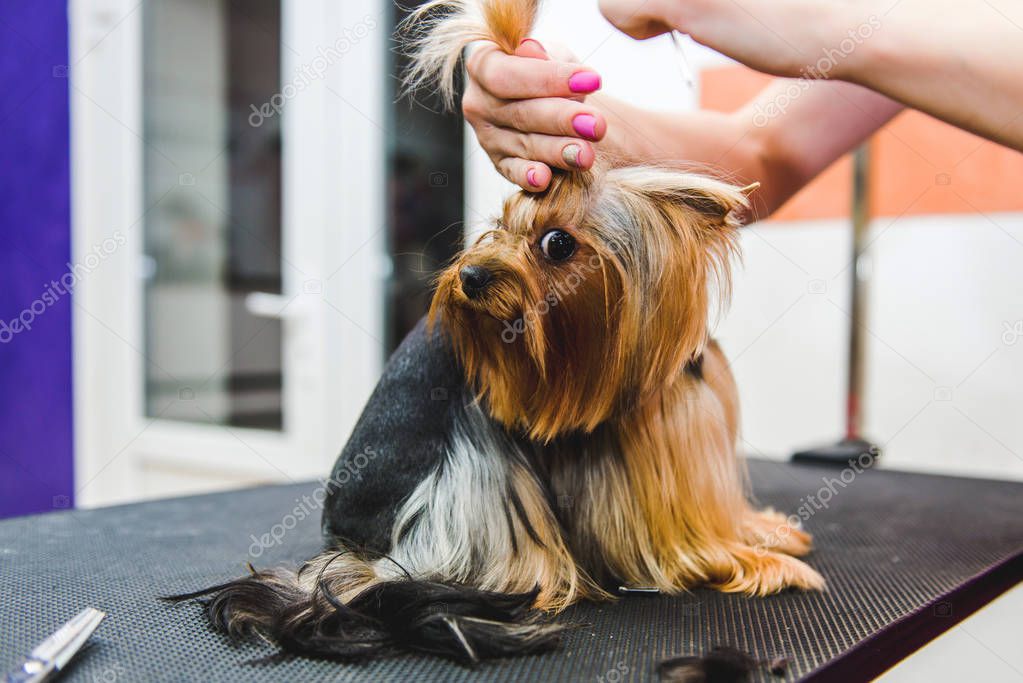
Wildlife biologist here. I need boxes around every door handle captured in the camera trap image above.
[244,292,304,320]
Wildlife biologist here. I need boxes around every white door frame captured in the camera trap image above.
[70,0,387,506]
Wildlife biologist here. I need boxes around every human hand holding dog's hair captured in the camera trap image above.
[461,0,1021,217]
[463,39,607,192]
[459,0,902,214]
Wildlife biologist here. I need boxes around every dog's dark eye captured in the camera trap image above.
[539,229,576,262]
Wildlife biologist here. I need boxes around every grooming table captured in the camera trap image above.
[1,460,1020,682]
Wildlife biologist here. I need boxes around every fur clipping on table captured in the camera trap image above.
[165,553,564,663]
[657,646,789,682]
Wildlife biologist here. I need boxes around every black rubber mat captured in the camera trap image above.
[1,459,1020,682]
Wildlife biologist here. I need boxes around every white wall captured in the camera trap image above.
[722,215,1023,481]
[466,0,1023,481]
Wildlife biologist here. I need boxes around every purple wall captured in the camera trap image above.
[0,1,74,518]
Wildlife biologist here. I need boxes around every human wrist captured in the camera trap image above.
[732,110,793,217]
[590,95,650,164]
[726,109,770,179]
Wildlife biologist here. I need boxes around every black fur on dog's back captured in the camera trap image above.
[321,317,463,551]
[165,320,567,662]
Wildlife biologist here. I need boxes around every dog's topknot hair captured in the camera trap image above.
[401,0,540,110]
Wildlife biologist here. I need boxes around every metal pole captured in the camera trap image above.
[791,141,879,466]
[847,144,871,440]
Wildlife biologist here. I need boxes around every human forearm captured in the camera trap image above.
[594,95,754,171]
[593,79,903,217]
[592,95,813,219]
[601,0,1023,152]
[593,94,782,216]
[840,0,1023,150]
[738,80,903,213]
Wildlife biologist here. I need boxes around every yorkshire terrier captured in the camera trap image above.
[170,0,823,663]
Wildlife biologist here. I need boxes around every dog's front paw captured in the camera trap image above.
[712,547,825,596]
[744,508,813,557]
[751,552,825,595]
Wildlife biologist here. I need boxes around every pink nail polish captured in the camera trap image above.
[572,114,598,140]
[526,168,540,187]
[568,71,601,93]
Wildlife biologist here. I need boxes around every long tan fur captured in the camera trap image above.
[402,0,539,109]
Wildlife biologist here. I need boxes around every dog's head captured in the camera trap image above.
[431,166,752,441]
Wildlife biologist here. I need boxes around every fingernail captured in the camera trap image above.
[568,71,601,93]
[572,113,598,140]
[519,38,547,54]
[562,144,583,168]
[526,168,540,187]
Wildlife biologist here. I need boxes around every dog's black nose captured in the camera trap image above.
[459,265,492,299]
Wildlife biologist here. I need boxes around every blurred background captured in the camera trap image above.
[1,0,1022,522]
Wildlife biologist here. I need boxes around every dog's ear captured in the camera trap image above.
[611,169,754,227]
[674,179,757,224]
[597,168,746,388]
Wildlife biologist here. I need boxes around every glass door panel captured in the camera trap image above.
[141,0,284,429]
